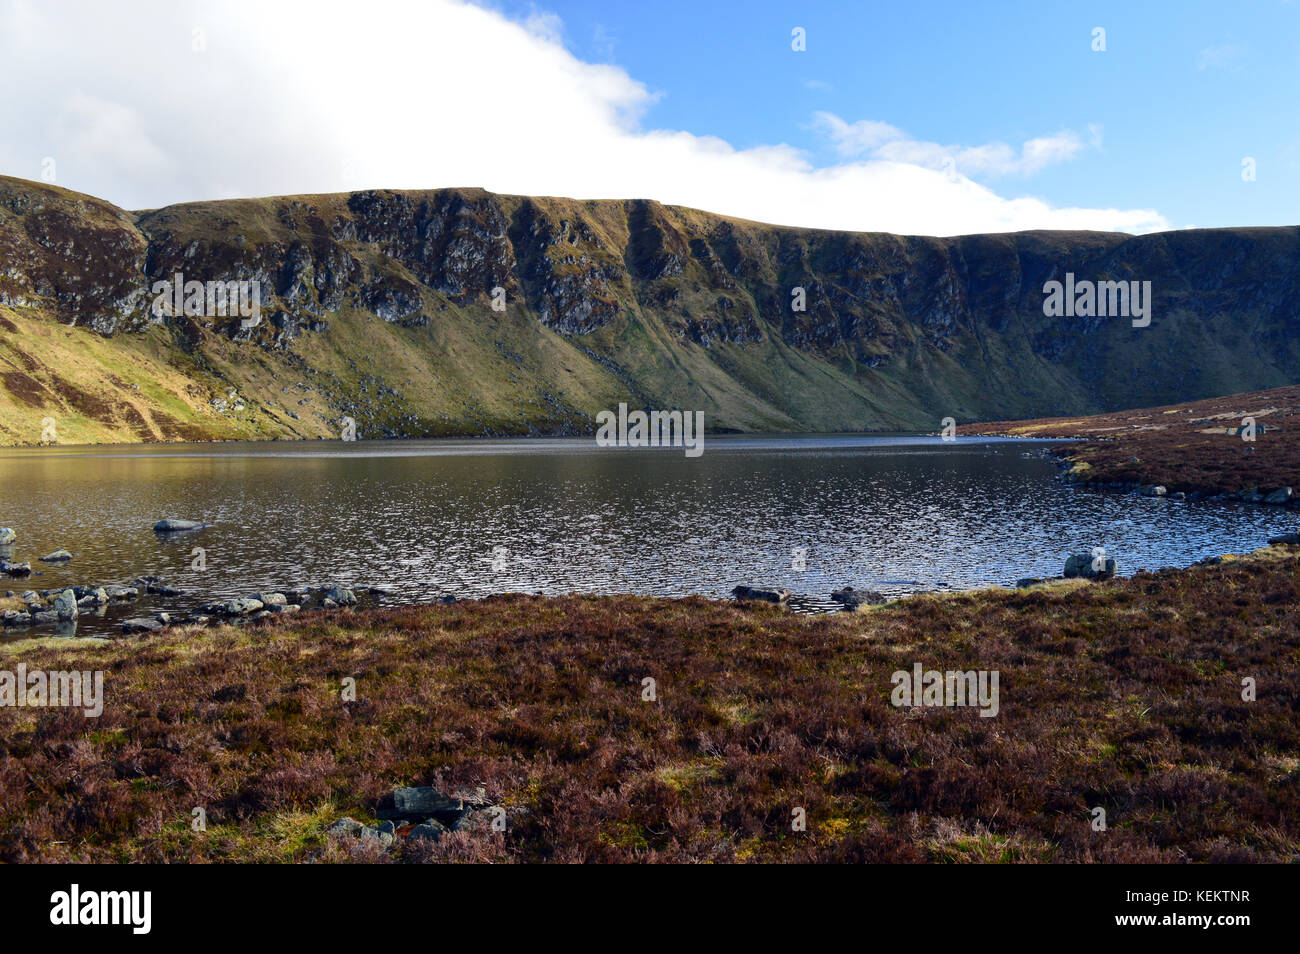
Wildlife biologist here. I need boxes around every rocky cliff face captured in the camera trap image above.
[0,174,1297,444]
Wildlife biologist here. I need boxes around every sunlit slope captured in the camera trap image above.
[1,175,1297,445]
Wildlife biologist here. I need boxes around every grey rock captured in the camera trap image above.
[254,592,287,607]
[0,561,31,576]
[39,549,73,562]
[391,786,463,819]
[1267,532,1300,545]
[731,585,790,603]
[153,519,207,532]
[121,617,163,633]
[221,597,264,616]
[0,527,15,545]
[408,820,447,841]
[358,824,395,848]
[1064,552,1117,580]
[1265,487,1293,505]
[323,585,356,606]
[1140,485,1167,498]
[53,589,78,621]
[326,817,364,838]
[830,586,887,609]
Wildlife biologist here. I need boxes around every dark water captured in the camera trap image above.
[2,435,1297,639]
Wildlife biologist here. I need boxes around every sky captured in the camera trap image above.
[1,0,1297,236]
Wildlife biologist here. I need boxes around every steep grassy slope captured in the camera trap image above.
[1,175,1298,445]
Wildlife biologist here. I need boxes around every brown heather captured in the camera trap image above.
[2,546,1298,863]
[972,384,1300,497]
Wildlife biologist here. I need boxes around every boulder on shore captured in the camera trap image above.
[1265,487,1293,505]
[153,519,207,532]
[122,618,163,633]
[53,589,78,621]
[1064,552,1117,580]
[731,585,790,603]
[830,586,887,610]
[322,585,357,606]
[221,597,264,616]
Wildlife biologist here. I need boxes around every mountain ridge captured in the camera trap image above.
[0,174,1296,445]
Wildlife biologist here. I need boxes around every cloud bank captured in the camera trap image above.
[0,0,1169,235]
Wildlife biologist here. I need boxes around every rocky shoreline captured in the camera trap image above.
[5,441,1299,641]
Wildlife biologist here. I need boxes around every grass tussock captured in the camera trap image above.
[2,549,1299,863]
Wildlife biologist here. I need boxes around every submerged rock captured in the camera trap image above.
[153,519,207,532]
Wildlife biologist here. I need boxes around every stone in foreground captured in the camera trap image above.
[389,786,464,819]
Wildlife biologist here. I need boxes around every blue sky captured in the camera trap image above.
[2,0,1296,234]
[494,0,1300,230]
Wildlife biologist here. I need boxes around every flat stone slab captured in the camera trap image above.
[153,519,208,532]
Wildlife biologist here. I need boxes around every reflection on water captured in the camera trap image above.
[2,434,1296,638]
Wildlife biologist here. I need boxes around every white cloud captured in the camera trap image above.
[812,111,1087,178]
[0,0,1169,236]
[1196,42,1246,70]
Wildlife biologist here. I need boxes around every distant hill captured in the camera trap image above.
[1,174,1297,445]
